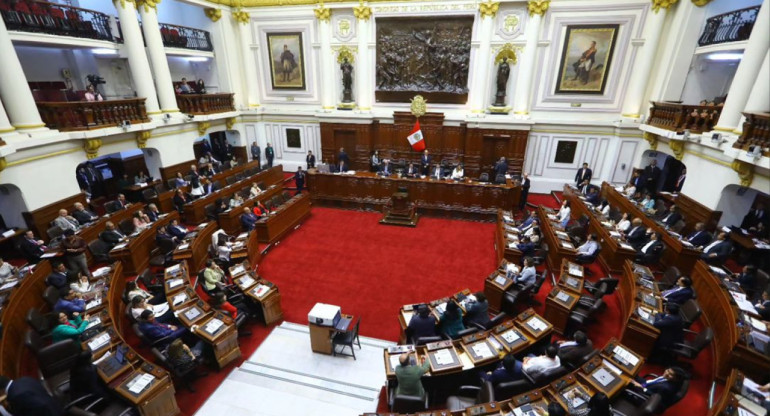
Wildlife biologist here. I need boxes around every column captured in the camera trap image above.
[735,50,770,134]
[620,0,676,118]
[354,2,371,111]
[714,0,769,132]
[470,1,499,114]
[0,17,45,129]
[513,1,549,116]
[235,10,260,108]
[0,100,14,134]
[137,0,179,113]
[113,0,160,114]
[316,5,335,110]
[209,9,244,108]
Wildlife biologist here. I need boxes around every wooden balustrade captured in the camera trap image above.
[176,93,235,115]
[733,112,770,157]
[698,5,760,47]
[36,98,150,131]
[646,101,722,134]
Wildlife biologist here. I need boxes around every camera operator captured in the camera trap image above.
[84,85,103,102]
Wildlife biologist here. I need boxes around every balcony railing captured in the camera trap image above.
[698,6,760,47]
[176,93,235,115]
[159,22,212,52]
[646,102,722,134]
[733,113,770,157]
[37,98,150,131]
[0,0,114,41]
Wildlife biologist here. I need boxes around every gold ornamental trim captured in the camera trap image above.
[314,0,331,21]
[731,159,754,188]
[668,139,684,160]
[205,8,222,22]
[336,45,356,64]
[691,0,712,6]
[410,95,427,118]
[643,131,658,150]
[198,121,211,137]
[354,1,371,21]
[479,1,499,18]
[233,10,250,24]
[0,157,6,176]
[226,117,237,130]
[115,0,136,9]
[84,139,103,159]
[527,0,550,17]
[136,131,151,149]
[652,0,678,13]
[136,0,160,12]
[494,43,519,65]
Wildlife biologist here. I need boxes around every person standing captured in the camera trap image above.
[338,147,350,167]
[306,150,316,169]
[575,163,592,186]
[250,142,261,168]
[519,173,530,210]
[494,157,508,179]
[265,143,274,168]
[673,168,686,192]
[420,150,431,176]
[295,167,306,194]
[643,159,662,194]
[61,230,91,278]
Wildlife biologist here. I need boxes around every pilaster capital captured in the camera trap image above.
[314,4,331,22]
[135,0,160,13]
[198,121,211,137]
[0,157,6,176]
[353,2,371,21]
[731,160,754,188]
[204,8,222,22]
[226,117,236,130]
[668,139,684,160]
[136,131,151,149]
[114,0,136,10]
[527,0,550,17]
[84,139,103,159]
[651,0,678,13]
[643,131,658,150]
[233,10,250,24]
[479,1,500,19]
[691,0,712,6]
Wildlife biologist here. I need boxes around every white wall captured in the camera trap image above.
[680,54,739,103]
[258,121,321,171]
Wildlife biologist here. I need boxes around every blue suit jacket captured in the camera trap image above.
[6,376,63,416]
[146,210,160,222]
[662,286,694,305]
[138,321,186,343]
[686,230,711,247]
[241,213,258,231]
[169,225,187,240]
[519,216,536,229]
[46,271,68,290]
[517,241,536,257]
[54,298,85,314]
[407,314,438,340]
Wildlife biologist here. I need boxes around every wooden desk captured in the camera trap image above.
[484,266,515,314]
[172,221,217,273]
[307,171,520,221]
[577,356,630,399]
[489,320,532,355]
[507,389,550,415]
[546,374,596,415]
[425,341,464,375]
[617,261,661,357]
[600,338,644,376]
[309,313,355,355]
[516,309,554,345]
[230,261,283,326]
[123,180,161,203]
[656,191,722,234]
[544,287,580,335]
[460,334,499,367]
[254,193,312,243]
[496,210,523,265]
[563,185,637,273]
[537,206,577,271]
[109,212,179,276]
[602,182,701,274]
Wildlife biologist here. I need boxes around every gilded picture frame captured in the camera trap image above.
[267,32,306,90]
[555,24,619,95]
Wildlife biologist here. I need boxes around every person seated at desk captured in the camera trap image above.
[635,231,663,264]
[726,264,757,294]
[203,260,228,294]
[230,193,245,209]
[138,310,187,347]
[0,257,17,281]
[52,311,90,343]
[481,353,523,384]
[439,301,465,338]
[596,199,610,216]
[69,272,91,294]
[166,338,206,378]
[451,164,464,180]
[395,352,430,398]
[370,150,381,172]
[201,177,218,195]
[639,193,656,213]
[201,162,218,178]
[131,296,173,323]
[685,222,711,247]
[249,182,263,199]
[216,239,233,268]
[515,211,537,231]
[99,221,127,249]
[240,207,259,231]
[117,174,132,190]
[700,232,732,265]
[405,162,419,178]
[0,375,65,416]
[407,305,438,342]
[176,77,192,94]
[379,160,393,177]
[513,257,537,287]
[616,213,631,233]
[568,392,612,416]
[156,225,179,247]
[53,209,79,233]
[585,187,601,206]
[338,159,349,173]
[55,288,86,315]
[199,152,221,168]
[517,236,536,257]
[557,330,593,367]
[741,203,768,230]
[754,291,770,320]
[211,229,233,247]
[652,303,684,355]
[627,367,688,411]
[661,276,694,305]
[72,202,98,225]
[115,193,130,210]
[556,200,571,228]
[20,230,46,264]
[132,211,150,231]
[254,201,271,217]
[625,218,648,249]
[530,227,542,245]
[46,262,69,290]
[430,163,444,180]
[134,171,150,184]
[623,181,638,198]
[125,280,163,305]
[145,203,162,222]
[213,198,229,216]
[752,221,768,239]
[210,293,251,336]
[464,292,491,328]
[576,233,600,261]
[167,219,187,241]
[522,344,561,378]
[660,205,682,228]
[173,189,191,213]
[174,172,188,188]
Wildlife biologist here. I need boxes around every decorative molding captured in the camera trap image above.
[691,0,713,6]
[135,0,160,12]
[527,0,550,17]
[410,95,427,118]
[333,15,355,41]
[233,10,250,24]
[115,0,135,9]
[652,0,678,13]
[668,139,684,160]
[643,132,658,150]
[136,131,151,149]
[731,159,754,188]
[204,8,222,22]
[497,10,524,40]
[335,45,356,64]
[83,139,102,159]
[226,117,236,130]
[314,4,332,21]
[479,1,500,18]
[494,43,520,65]
[354,1,371,21]
[198,121,211,136]
[0,157,6,177]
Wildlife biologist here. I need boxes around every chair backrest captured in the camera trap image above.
[226,176,237,185]
[392,393,427,413]
[478,380,495,404]
[42,285,60,307]
[486,312,505,330]
[204,203,217,219]
[479,173,489,182]
[36,339,82,379]
[132,322,151,345]
[679,299,702,328]
[26,309,54,336]
[662,266,681,287]
[258,181,267,190]
[414,335,443,346]
[453,327,478,339]
[126,303,137,324]
[157,237,177,254]
[167,179,176,189]
[24,328,44,354]
[494,174,505,184]
[88,239,110,261]
[598,277,619,295]
[47,225,64,241]
[691,327,714,352]
[672,219,686,233]
[531,274,546,296]
[104,201,120,213]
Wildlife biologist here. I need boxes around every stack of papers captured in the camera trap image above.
[253,284,270,298]
[613,345,639,366]
[231,265,246,276]
[501,330,520,343]
[111,243,127,251]
[88,333,110,351]
[592,368,615,387]
[128,373,155,394]
[166,264,181,273]
[93,267,112,277]
[389,355,402,371]
[184,307,201,321]
[86,298,102,310]
[433,349,455,365]
[167,278,183,288]
[177,243,189,250]
[556,291,571,302]
[0,281,18,291]
[471,342,494,359]
[172,293,188,305]
[494,275,508,286]
[238,275,256,288]
[204,318,224,334]
[527,317,547,332]
[85,316,101,329]
[152,303,169,316]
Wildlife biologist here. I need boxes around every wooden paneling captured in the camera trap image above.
[254,193,311,243]
[657,192,723,234]
[159,159,197,184]
[23,192,89,242]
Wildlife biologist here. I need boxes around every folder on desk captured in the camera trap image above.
[335,316,351,331]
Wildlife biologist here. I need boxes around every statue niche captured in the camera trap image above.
[375,16,473,104]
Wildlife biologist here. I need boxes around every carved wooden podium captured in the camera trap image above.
[380,186,419,227]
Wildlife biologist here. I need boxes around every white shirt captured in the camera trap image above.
[217,245,232,261]
[451,168,464,179]
[0,263,14,280]
[641,240,656,253]
[558,206,571,222]
[616,219,631,232]
[577,240,599,256]
[703,239,721,253]
[600,204,610,216]
[624,186,636,197]
[523,355,560,375]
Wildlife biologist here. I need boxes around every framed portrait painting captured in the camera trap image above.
[267,32,306,90]
[555,24,619,95]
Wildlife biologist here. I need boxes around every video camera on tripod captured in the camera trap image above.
[86,74,106,90]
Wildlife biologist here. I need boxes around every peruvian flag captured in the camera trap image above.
[406,120,426,151]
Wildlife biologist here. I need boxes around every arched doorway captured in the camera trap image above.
[0,184,29,230]
[640,150,687,193]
